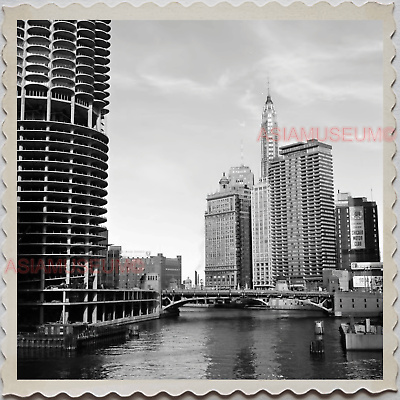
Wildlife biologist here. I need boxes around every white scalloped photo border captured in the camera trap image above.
[1,2,397,396]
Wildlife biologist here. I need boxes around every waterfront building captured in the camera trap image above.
[17,20,113,328]
[350,262,383,292]
[127,253,182,291]
[268,140,336,289]
[252,91,336,289]
[251,178,272,289]
[205,166,254,289]
[322,268,350,292]
[335,192,381,271]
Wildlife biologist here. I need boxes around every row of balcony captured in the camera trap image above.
[18,166,107,182]
[18,219,107,229]
[18,207,107,219]
[18,178,107,193]
[19,138,107,159]
[18,188,106,204]
[18,160,107,178]
[19,145,108,164]
[18,198,106,211]
[18,122,108,146]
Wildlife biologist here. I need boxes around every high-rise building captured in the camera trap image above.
[260,92,278,178]
[268,140,336,289]
[17,20,111,326]
[252,92,278,289]
[205,166,254,289]
[335,192,381,270]
[252,93,336,290]
[251,178,272,289]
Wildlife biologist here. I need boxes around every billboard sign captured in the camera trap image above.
[349,206,365,249]
[353,275,383,289]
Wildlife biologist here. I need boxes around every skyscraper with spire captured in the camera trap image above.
[252,91,278,289]
[252,88,336,290]
[260,86,279,178]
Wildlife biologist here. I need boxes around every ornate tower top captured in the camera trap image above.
[260,87,279,178]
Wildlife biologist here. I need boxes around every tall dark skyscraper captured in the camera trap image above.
[17,20,111,326]
[335,192,381,270]
[205,166,254,289]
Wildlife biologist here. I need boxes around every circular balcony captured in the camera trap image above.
[24,85,48,97]
[76,54,95,67]
[26,36,50,49]
[75,90,94,103]
[94,55,109,66]
[51,58,75,71]
[26,53,50,66]
[93,81,108,92]
[94,38,110,49]
[25,73,49,85]
[77,45,95,57]
[53,38,76,52]
[94,72,110,83]
[52,48,76,62]
[76,80,94,92]
[51,79,75,93]
[94,64,109,74]
[53,20,76,33]
[75,72,94,85]
[28,20,51,29]
[78,20,96,30]
[53,30,76,43]
[93,90,108,100]
[51,67,75,81]
[26,45,51,59]
[95,21,111,32]
[77,28,95,40]
[94,46,109,58]
[27,25,51,38]
[76,63,94,76]
[95,29,110,41]
[93,98,106,109]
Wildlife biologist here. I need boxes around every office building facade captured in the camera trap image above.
[252,93,336,289]
[268,140,336,288]
[335,192,381,270]
[205,166,254,289]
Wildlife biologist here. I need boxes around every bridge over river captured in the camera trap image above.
[161,289,334,314]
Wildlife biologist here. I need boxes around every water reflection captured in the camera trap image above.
[18,309,383,380]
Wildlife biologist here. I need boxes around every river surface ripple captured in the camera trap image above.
[18,308,383,380]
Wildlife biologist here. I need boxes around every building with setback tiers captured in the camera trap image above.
[205,166,254,289]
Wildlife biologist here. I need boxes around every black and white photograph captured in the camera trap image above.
[1,1,397,396]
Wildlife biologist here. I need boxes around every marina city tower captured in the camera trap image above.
[17,20,111,326]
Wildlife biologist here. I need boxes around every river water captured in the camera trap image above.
[18,308,383,380]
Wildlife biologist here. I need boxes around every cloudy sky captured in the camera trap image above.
[106,20,383,280]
